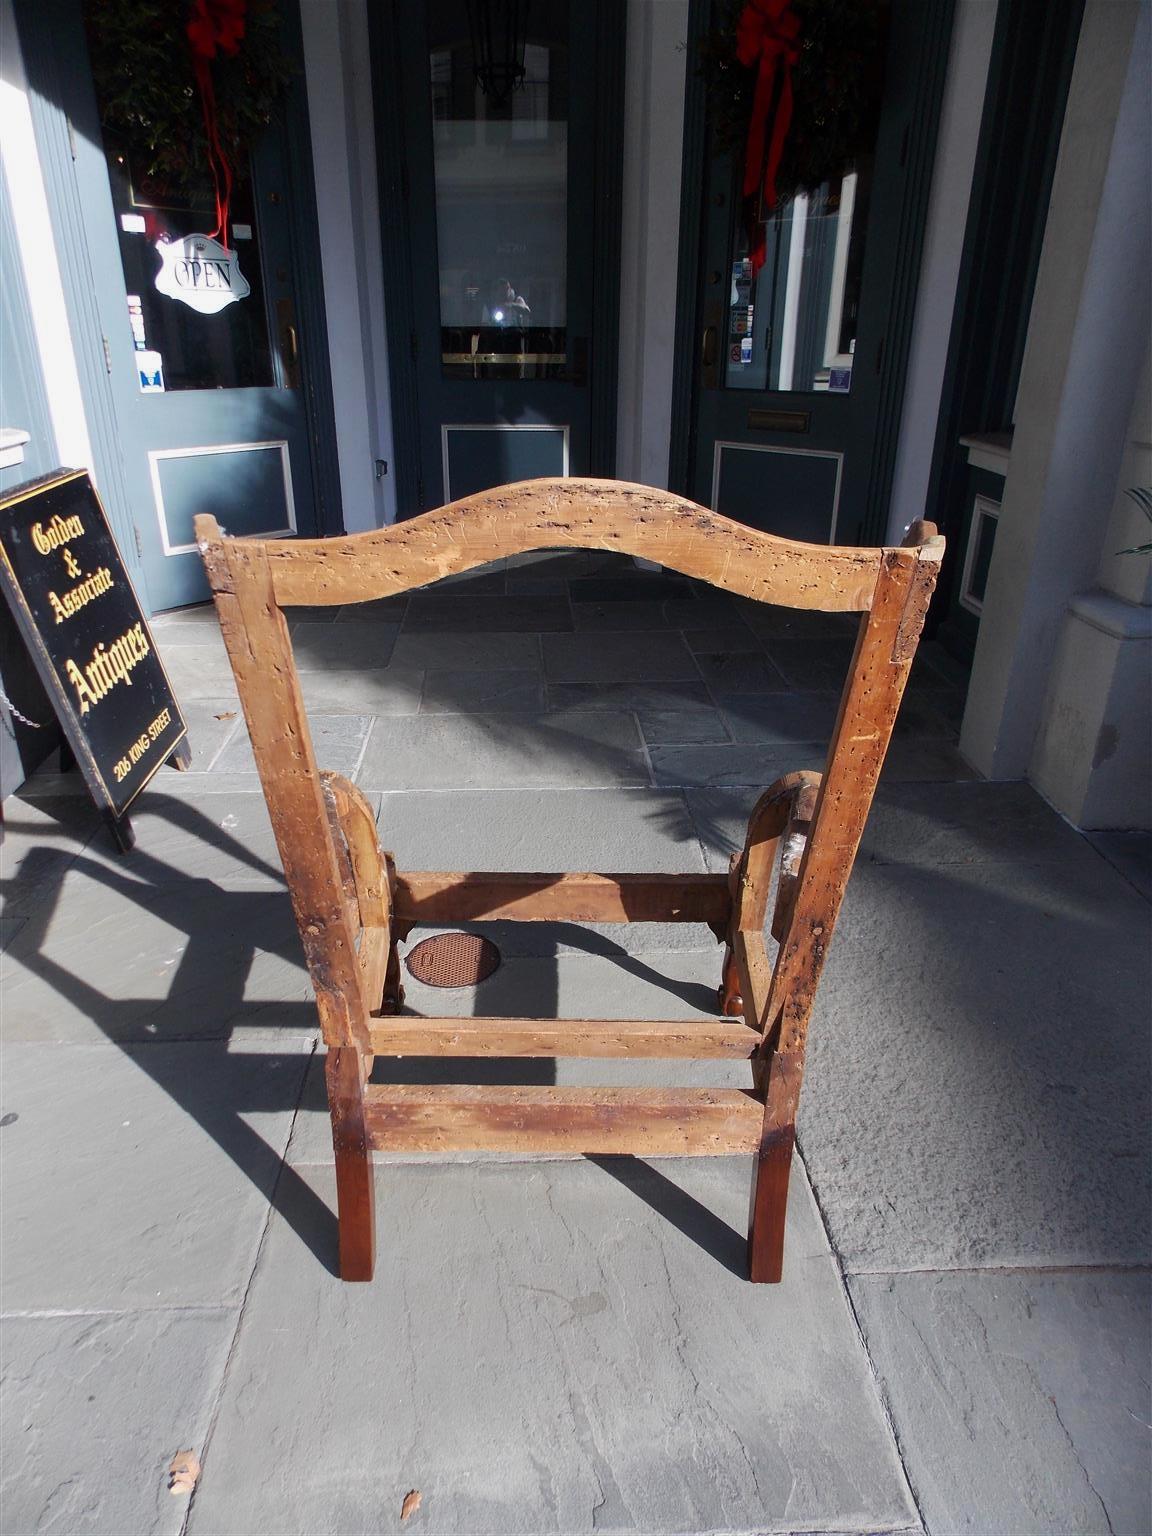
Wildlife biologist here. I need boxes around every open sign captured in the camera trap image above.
[154,233,251,315]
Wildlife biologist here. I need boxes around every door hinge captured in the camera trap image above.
[132,524,144,560]
[66,117,78,161]
[375,459,388,480]
[409,330,418,362]
[101,335,113,374]
[875,334,886,375]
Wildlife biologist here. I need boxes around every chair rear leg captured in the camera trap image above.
[326,1046,376,1281]
[748,1123,795,1282]
[748,1042,803,1281]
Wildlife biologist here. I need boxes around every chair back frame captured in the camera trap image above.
[197,478,943,1283]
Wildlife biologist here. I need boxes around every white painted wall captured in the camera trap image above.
[300,0,395,528]
[0,0,91,475]
[961,0,1149,782]
[615,0,690,490]
[886,0,997,542]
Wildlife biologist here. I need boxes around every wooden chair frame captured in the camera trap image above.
[196,479,942,1284]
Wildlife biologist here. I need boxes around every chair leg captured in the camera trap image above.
[326,1047,376,1282]
[747,1122,795,1282]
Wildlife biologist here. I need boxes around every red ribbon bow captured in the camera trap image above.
[187,0,247,250]
[736,0,801,276]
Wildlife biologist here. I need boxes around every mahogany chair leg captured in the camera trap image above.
[718,944,744,1017]
[747,1123,795,1282]
[326,1047,376,1282]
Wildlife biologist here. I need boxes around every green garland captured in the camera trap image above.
[84,0,294,195]
[698,0,888,203]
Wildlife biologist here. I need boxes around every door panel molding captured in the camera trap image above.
[711,440,844,544]
[441,424,570,505]
[670,0,956,545]
[14,0,144,594]
[370,0,624,514]
[148,441,296,555]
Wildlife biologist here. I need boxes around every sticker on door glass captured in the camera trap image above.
[154,234,250,314]
[137,350,165,393]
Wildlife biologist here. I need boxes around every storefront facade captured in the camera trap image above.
[2,0,1148,825]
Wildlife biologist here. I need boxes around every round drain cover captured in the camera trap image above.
[405,932,501,989]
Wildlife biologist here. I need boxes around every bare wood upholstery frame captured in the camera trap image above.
[196,479,942,1283]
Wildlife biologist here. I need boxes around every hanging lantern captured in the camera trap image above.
[465,0,530,108]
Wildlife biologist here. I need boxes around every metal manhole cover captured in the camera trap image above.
[404,932,501,988]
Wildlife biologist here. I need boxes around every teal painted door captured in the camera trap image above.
[687,0,953,545]
[25,1,331,613]
[375,0,622,512]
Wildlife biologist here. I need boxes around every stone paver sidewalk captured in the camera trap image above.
[2,552,1149,1535]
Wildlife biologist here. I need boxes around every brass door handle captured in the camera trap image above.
[285,325,298,364]
[701,325,717,368]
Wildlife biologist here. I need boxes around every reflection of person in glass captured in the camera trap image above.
[484,278,531,327]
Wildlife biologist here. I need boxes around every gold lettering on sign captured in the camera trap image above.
[64,622,151,715]
[31,514,85,554]
[48,566,115,623]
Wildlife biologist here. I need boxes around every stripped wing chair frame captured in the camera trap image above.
[196,479,943,1284]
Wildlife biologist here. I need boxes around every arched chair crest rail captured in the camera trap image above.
[195,478,943,1284]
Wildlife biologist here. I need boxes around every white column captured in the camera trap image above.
[615,0,690,490]
[885,0,998,542]
[960,0,1150,784]
[299,0,395,528]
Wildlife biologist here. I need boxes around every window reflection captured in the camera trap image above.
[429,4,568,378]
[725,166,871,395]
[101,137,275,394]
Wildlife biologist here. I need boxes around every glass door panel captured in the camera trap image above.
[429,1,569,379]
[724,165,872,395]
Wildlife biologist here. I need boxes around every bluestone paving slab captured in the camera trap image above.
[336,595,408,622]
[716,692,841,745]
[0,796,101,915]
[681,624,761,654]
[61,788,288,888]
[651,738,974,789]
[1085,828,1152,901]
[403,592,573,632]
[570,598,678,631]
[542,632,699,682]
[288,619,400,671]
[419,668,546,713]
[168,696,243,771]
[546,680,713,712]
[389,631,542,672]
[1,870,312,1042]
[568,575,694,603]
[849,1270,1152,1536]
[297,665,424,716]
[187,1159,916,1536]
[636,706,731,745]
[0,1040,310,1309]
[733,602,858,639]
[694,651,789,694]
[154,644,240,700]
[373,788,703,871]
[213,712,371,778]
[357,712,647,790]
[759,638,858,691]
[800,857,1151,1269]
[151,600,220,628]
[419,917,721,959]
[1,1308,236,1536]
[685,782,1103,873]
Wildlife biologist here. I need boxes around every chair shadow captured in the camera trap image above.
[586,1155,748,1278]
[4,792,741,1278]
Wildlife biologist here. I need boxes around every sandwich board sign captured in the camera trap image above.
[0,468,190,850]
